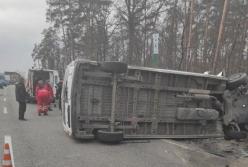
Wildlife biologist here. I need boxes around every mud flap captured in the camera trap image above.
[97,130,124,143]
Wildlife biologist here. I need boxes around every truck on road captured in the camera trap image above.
[62,59,248,142]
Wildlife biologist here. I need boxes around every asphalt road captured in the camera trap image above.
[0,86,243,167]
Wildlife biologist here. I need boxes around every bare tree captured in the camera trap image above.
[212,0,229,73]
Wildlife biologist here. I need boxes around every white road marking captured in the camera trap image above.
[4,135,15,167]
[162,140,192,165]
[3,98,6,102]
[173,151,189,165]
[162,139,192,150]
[3,107,8,114]
[162,139,215,159]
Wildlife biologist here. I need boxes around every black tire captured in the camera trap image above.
[100,61,128,74]
[224,131,247,140]
[227,73,247,90]
[223,125,247,140]
[97,130,124,143]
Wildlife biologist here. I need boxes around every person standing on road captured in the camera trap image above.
[35,80,44,98]
[56,80,63,110]
[15,77,28,121]
[36,88,50,116]
[36,80,50,116]
[44,80,54,111]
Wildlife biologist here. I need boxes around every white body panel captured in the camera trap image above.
[61,62,75,136]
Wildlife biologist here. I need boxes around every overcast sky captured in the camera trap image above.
[0,0,47,75]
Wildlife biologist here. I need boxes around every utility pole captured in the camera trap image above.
[143,0,147,66]
[212,0,229,73]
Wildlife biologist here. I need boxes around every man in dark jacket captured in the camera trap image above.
[56,80,63,110]
[15,77,28,120]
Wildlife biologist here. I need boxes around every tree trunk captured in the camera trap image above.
[202,0,211,71]
[186,0,195,71]
[128,16,135,64]
[212,0,229,73]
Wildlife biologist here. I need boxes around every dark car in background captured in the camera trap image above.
[0,73,9,88]
[0,80,4,88]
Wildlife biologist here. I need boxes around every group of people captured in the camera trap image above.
[15,78,60,120]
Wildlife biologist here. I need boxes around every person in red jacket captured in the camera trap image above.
[44,80,54,111]
[36,80,50,116]
[35,80,44,100]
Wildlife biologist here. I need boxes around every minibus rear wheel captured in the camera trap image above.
[227,73,247,90]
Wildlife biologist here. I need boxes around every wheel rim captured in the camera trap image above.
[229,123,240,132]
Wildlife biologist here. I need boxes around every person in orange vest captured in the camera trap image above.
[44,80,54,111]
[36,80,50,116]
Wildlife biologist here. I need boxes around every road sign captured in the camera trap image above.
[153,33,159,55]
[152,33,159,66]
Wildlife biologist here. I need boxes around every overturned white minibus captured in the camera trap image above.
[62,59,248,142]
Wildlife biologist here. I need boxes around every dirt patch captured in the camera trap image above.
[175,138,248,167]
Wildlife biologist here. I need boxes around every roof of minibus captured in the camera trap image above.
[29,68,58,73]
[71,59,227,81]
